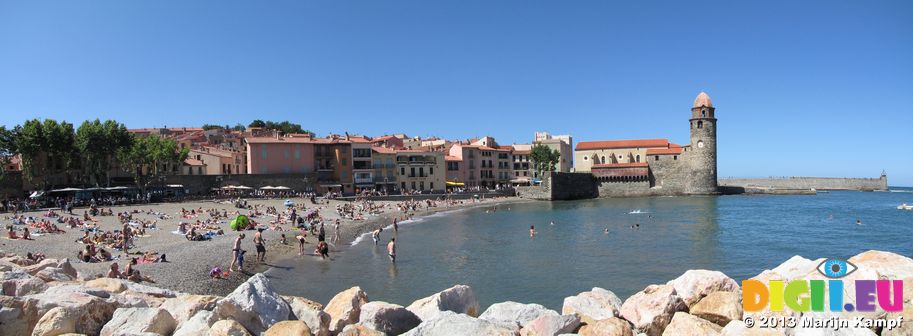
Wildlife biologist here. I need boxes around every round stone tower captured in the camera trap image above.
[687,91,719,194]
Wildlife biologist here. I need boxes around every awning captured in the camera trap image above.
[166,184,184,188]
[446,181,465,186]
[273,186,291,190]
[49,188,83,192]
[259,186,276,190]
[510,179,531,184]
[106,186,130,190]
[320,184,343,188]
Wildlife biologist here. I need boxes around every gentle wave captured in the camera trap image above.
[350,207,472,246]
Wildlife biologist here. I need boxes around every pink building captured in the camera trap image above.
[448,144,482,187]
[245,137,315,175]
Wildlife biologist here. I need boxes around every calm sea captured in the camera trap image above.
[267,188,913,310]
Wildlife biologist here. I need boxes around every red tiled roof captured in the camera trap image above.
[372,146,396,154]
[245,137,315,144]
[512,150,531,155]
[646,147,683,155]
[183,159,205,166]
[347,136,372,143]
[576,139,669,151]
[591,162,649,169]
[445,156,461,161]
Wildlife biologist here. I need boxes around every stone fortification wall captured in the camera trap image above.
[596,180,652,197]
[548,172,598,200]
[719,176,888,191]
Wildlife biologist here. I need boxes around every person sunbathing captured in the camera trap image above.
[20,227,32,240]
[7,225,18,239]
[107,262,122,278]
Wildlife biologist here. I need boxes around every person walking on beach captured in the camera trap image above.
[387,237,396,263]
[318,222,326,242]
[121,222,131,255]
[229,233,245,272]
[254,228,266,262]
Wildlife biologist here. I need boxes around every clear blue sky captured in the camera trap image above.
[1,1,911,185]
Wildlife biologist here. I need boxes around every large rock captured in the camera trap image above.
[99,307,177,336]
[661,312,721,336]
[35,267,75,283]
[849,250,913,279]
[265,320,313,336]
[578,317,633,336]
[881,304,913,336]
[479,301,556,331]
[0,295,31,335]
[161,294,221,327]
[562,287,623,325]
[753,255,821,282]
[1,270,48,296]
[667,270,739,307]
[690,291,743,327]
[619,284,687,336]
[112,290,167,309]
[84,278,128,293]
[210,319,253,336]
[401,311,515,336]
[719,320,784,336]
[19,286,119,335]
[2,255,35,266]
[325,286,369,333]
[31,306,78,336]
[122,281,178,298]
[519,312,581,336]
[406,285,480,321]
[339,324,385,336]
[283,295,331,336]
[357,301,421,335]
[213,273,291,335]
[173,310,219,336]
[56,259,78,279]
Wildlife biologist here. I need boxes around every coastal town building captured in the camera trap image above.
[313,137,353,194]
[371,147,397,192]
[348,136,375,192]
[395,150,445,192]
[534,132,573,173]
[244,136,314,175]
[188,147,245,175]
[509,145,533,184]
[570,92,718,196]
[447,144,481,187]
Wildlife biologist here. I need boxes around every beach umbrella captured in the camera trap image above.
[273,186,291,190]
[229,215,249,231]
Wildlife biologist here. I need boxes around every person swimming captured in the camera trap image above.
[603,228,609,235]
[855,219,863,225]
[529,225,536,237]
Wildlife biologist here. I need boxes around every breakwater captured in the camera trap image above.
[719,175,888,192]
[2,250,910,335]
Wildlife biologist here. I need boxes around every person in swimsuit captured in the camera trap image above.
[529,225,536,238]
[387,237,396,263]
[229,233,245,272]
[297,229,307,255]
[372,228,382,245]
[254,228,266,262]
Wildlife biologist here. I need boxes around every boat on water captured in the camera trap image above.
[898,204,913,210]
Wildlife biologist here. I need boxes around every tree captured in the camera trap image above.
[0,126,16,179]
[248,120,266,128]
[42,119,77,182]
[201,124,224,131]
[530,144,560,177]
[231,123,246,131]
[76,119,131,186]
[117,134,188,192]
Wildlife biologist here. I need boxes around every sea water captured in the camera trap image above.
[267,189,913,310]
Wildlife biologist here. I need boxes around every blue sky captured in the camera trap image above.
[1,1,911,185]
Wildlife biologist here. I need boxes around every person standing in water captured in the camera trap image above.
[529,225,536,238]
[372,228,382,245]
[229,233,245,272]
[387,237,396,262]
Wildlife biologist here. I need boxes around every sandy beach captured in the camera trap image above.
[1,195,525,296]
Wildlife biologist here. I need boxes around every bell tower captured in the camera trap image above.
[688,91,718,194]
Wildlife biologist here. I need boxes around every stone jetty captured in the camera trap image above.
[2,250,911,335]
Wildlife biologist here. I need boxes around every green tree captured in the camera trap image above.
[42,119,77,181]
[76,119,131,186]
[231,123,246,131]
[530,144,560,177]
[201,124,224,131]
[248,120,266,128]
[117,135,188,192]
[0,126,16,179]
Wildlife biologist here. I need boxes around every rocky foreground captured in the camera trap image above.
[2,250,912,336]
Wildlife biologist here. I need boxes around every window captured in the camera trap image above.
[430,167,434,175]
[430,182,434,190]
[673,156,678,160]
[515,172,519,177]
[401,182,406,190]
[636,155,640,162]
[400,167,405,175]
[420,181,425,190]
[419,167,424,177]
[697,121,703,129]
[601,156,606,163]
[655,155,660,160]
[410,167,416,177]
[411,181,416,190]
[341,158,347,166]
[702,110,706,117]
[583,156,588,161]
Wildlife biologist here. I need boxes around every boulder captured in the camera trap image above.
[112,291,167,309]
[84,278,128,293]
[849,250,913,279]
[406,285,480,321]
[1,269,48,296]
[358,301,422,335]
[578,317,633,336]
[402,311,515,336]
[210,319,253,336]
[339,324,385,336]
[661,312,721,336]
[283,295,331,336]
[20,286,119,335]
[35,267,75,283]
[0,258,18,271]
[719,320,784,336]
[24,258,62,275]
[31,306,78,336]
[518,312,581,336]
[161,294,220,327]
[479,301,556,331]
[265,320,313,336]
[690,291,743,327]
[213,273,291,335]
[0,295,30,335]
[41,283,111,299]
[2,255,35,266]
[619,284,687,336]
[122,281,178,298]
[55,259,78,279]
[562,287,623,325]
[754,255,821,282]
[881,304,913,336]
[99,307,177,336]
[667,270,739,307]
[325,286,369,333]
[173,310,219,336]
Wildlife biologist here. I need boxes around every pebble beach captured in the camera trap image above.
[1,195,523,296]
